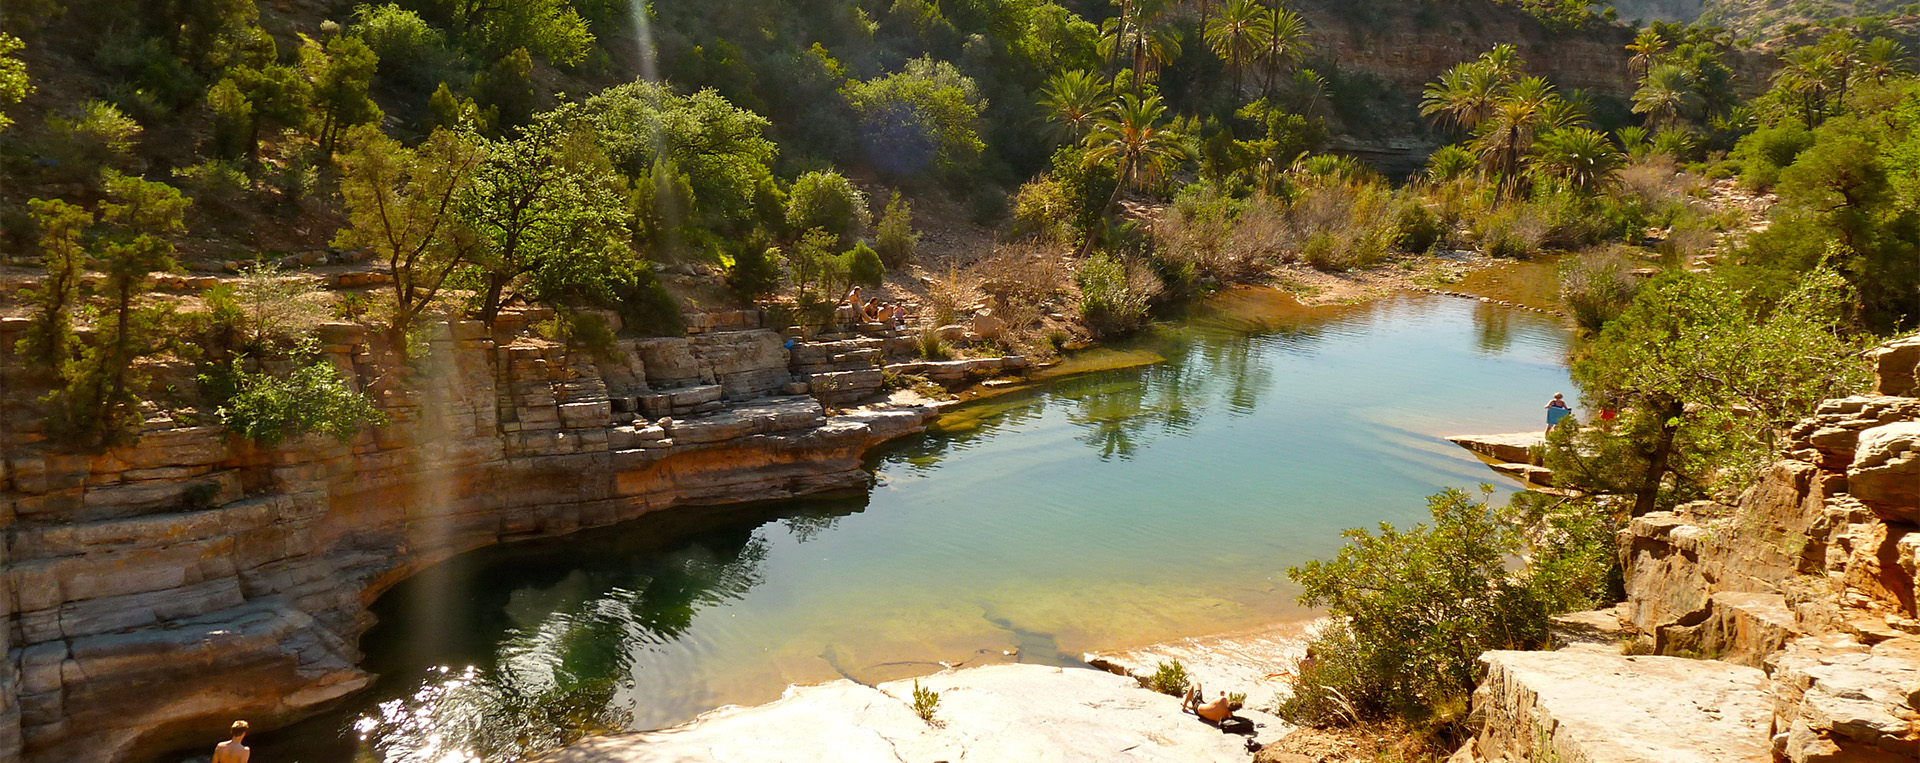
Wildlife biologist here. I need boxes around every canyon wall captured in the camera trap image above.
[0,309,958,763]
[1457,335,1920,762]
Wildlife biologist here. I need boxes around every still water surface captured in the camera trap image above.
[256,290,1574,762]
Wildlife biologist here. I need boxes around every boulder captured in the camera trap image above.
[1472,651,1773,763]
[1850,423,1920,523]
[1870,335,1920,397]
[1768,634,1920,763]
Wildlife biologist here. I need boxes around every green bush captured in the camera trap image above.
[875,192,919,268]
[1393,200,1446,254]
[845,241,884,288]
[1474,204,1548,259]
[727,244,782,301]
[786,170,870,248]
[915,327,953,360]
[1075,254,1156,335]
[1148,660,1190,696]
[209,356,384,445]
[1280,488,1618,734]
[615,266,685,337]
[1559,246,1643,334]
[1730,123,1814,190]
[1010,175,1073,241]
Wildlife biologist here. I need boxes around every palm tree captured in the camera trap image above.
[1856,37,1908,86]
[1040,70,1113,144]
[1255,4,1311,100]
[1206,0,1264,99]
[1473,87,1550,198]
[1534,127,1624,193]
[1632,63,1697,131]
[1538,87,1591,132]
[1079,93,1186,256]
[1479,43,1522,79]
[1625,28,1667,81]
[1101,0,1181,94]
[1420,61,1504,133]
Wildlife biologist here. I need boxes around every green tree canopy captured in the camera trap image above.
[844,57,988,179]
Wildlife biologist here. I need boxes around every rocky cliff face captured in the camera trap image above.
[1457,335,1920,763]
[0,310,968,763]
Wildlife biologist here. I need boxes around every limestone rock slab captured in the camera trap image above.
[541,664,1264,763]
[1472,650,1772,763]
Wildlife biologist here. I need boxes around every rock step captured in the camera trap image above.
[1445,432,1544,466]
[1462,650,1773,763]
[653,396,828,445]
[788,338,885,365]
[884,356,1030,384]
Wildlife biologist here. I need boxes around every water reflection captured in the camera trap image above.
[249,291,1574,763]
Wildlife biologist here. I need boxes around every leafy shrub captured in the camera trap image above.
[1010,175,1074,241]
[786,170,871,248]
[1393,200,1447,254]
[875,192,919,268]
[1474,204,1549,258]
[1148,660,1190,696]
[1559,246,1642,334]
[1288,180,1398,270]
[1426,144,1476,182]
[209,356,384,445]
[615,266,685,337]
[911,680,941,724]
[1075,254,1159,335]
[1730,123,1814,190]
[845,241,884,288]
[1280,488,1616,734]
[727,245,782,301]
[46,101,143,181]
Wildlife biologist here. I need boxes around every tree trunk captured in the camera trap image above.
[479,270,509,328]
[1633,398,1685,517]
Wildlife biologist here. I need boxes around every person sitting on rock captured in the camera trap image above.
[891,303,908,327]
[842,286,863,307]
[863,298,883,322]
[212,720,250,763]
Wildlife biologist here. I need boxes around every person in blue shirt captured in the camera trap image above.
[1545,393,1572,435]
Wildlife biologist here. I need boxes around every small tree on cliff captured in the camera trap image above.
[334,123,485,353]
[1547,268,1871,515]
[45,171,192,448]
[460,104,633,327]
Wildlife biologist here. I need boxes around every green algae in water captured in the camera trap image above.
[251,291,1576,763]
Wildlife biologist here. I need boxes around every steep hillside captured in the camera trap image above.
[1606,0,1919,41]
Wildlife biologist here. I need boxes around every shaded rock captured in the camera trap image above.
[1871,334,1920,397]
[1472,650,1772,763]
[1850,423,1920,523]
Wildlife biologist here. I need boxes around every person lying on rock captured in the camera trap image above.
[1183,684,1257,735]
[212,720,250,763]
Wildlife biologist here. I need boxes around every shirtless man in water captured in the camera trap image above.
[212,721,250,763]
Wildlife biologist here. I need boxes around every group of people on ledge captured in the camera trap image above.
[841,286,909,328]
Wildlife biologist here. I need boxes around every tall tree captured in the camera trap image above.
[1078,93,1185,256]
[20,199,90,372]
[461,106,633,326]
[1205,0,1264,99]
[0,33,30,133]
[334,124,485,350]
[1255,4,1311,100]
[1625,27,1667,81]
[300,33,384,154]
[1632,63,1697,132]
[1039,70,1112,144]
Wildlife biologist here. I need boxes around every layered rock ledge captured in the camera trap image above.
[0,310,1021,763]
